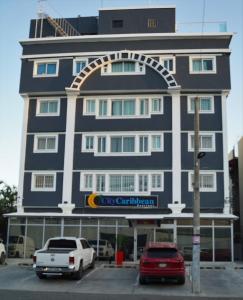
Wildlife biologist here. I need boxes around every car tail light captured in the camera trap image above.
[69,256,75,265]
[33,255,36,264]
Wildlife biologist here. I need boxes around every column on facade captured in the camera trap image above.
[168,87,185,214]
[222,90,230,214]
[17,95,29,213]
[58,88,80,214]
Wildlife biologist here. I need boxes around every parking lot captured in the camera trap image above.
[1,260,243,299]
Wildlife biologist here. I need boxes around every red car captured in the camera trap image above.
[139,242,185,284]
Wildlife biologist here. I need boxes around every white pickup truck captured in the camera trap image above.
[33,237,96,280]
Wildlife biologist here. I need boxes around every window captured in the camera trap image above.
[85,136,94,151]
[139,136,148,153]
[139,175,148,192]
[112,20,123,28]
[96,175,105,192]
[189,172,216,192]
[110,136,135,153]
[151,98,162,113]
[84,174,93,189]
[73,58,88,75]
[33,60,58,77]
[160,56,175,73]
[188,96,214,113]
[151,174,162,190]
[34,135,58,153]
[97,136,106,153]
[111,99,135,116]
[152,135,162,151]
[85,99,96,115]
[188,133,215,152]
[98,100,108,116]
[147,18,158,28]
[36,99,60,116]
[190,56,216,74]
[110,175,135,192]
[101,61,145,75]
[140,98,149,115]
[31,173,56,191]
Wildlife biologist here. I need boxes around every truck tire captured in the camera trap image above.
[36,272,46,279]
[0,253,6,265]
[72,261,83,280]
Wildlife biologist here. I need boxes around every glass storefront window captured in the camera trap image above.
[137,228,154,259]
[118,218,129,226]
[200,228,212,261]
[156,229,174,243]
[177,219,192,226]
[28,217,43,225]
[64,226,80,237]
[26,226,43,256]
[99,218,116,226]
[82,218,98,226]
[10,217,26,225]
[8,225,26,258]
[44,226,61,244]
[82,227,98,244]
[117,227,134,261]
[45,218,61,225]
[177,227,193,261]
[64,218,80,226]
[215,228,231,261]
[214,220,231,226]
[98,227,116,260]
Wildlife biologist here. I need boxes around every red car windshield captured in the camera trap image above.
[146,248,178,258]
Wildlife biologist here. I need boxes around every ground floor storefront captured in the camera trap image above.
[6,214,235,262]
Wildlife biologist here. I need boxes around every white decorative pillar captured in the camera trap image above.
[17,95,29,213]
[58,88,79,214]
[222,90,230,214]
[168,87,185,214]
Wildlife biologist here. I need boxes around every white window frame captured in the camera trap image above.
[189,55,217,74]
[150,97,164,114]
[83,174,93,190]
[81,131,164,156]
[79,170,164,195]
[33,133,58,153]
[83,95,164,119]
[159,56,176,74]
[151,174,163,191]
[188,132,216,152]
[187,95,214,114]
[33,59,59,77]
[31,172,56,192]
[188,171,217,192]
[36,98,61,116]
[101,61,145,76]
[72,57,88,76]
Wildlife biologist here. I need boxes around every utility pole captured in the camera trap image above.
[192,96,200,294]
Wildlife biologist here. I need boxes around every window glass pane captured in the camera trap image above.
[86,100,95,113]
[40,101,49,113]
[152,174,161,188]
[201,228,213,261]
[152,136,161,150]
[35,175,44,188]
[111,137,122,152]
[122,175,134,192]
[37,138,46,150]
[85,136,94,150]
[177,227,193,261]
[112,100,122,115]
[123,137,135,152]
[152,98,161,112]
[139,136,148,152]
[200,98,212,111]
[110,175,121,192]
[99,100,107,116]
[96,175,105,192]
[201,175,214,189]
[192,59,202,72]
[123,100,135,115]
[98,137,106,153]
[84,174,92,189]
[111,62,123,72]
[139,175,148,192]
[124,62,135,72]
[163,59,173,71]
[76,60,86,73]
[203,59,213,71]
[46,137,56,150]
[44,175,54,188]
[37,63,46,75]
[47,63,57,74]
[48,101,58,113]
[201,136,212,149]
[215,228,231,261]
[140,98,149,115]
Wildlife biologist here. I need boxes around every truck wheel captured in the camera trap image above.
[36,272,46,279]
[72,261,83,280]
[0,253,6,264]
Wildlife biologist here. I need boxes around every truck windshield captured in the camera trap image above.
[48,239,77,249]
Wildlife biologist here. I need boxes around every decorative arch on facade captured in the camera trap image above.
[70,50,178,90]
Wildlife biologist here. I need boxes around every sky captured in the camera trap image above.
[0,0,242,186]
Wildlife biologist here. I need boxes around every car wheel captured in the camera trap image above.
[36,272,46,279]
[72,261,83,280]
[0,253,6,265]
[177,276,185,285]
[139,276,147,285]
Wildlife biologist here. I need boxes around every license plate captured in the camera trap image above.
[158,263,167,268]
[44,267,61,272]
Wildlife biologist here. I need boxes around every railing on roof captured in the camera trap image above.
[176,21,228,33]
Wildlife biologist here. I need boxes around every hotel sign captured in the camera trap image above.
[85,193,158,209]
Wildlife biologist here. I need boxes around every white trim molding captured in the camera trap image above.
[168,88,185,213]
[31,171,56,192]
[36,97,61,116]
[17,95,29,213]
[33,59,59,78]
[188,171,217,192]
[188,132,216,152]
[189,55,217,74]
[222,91,230,213]
[33,133,59,153]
